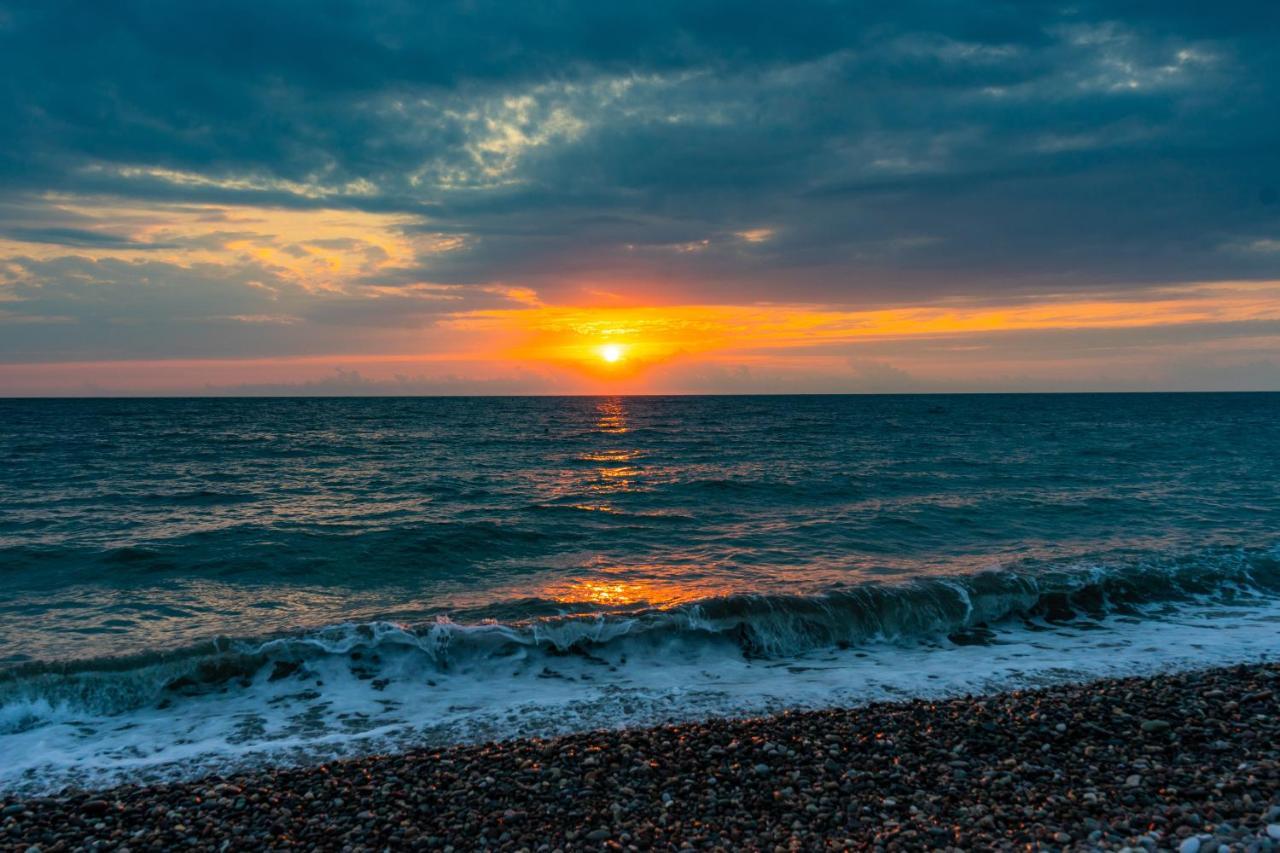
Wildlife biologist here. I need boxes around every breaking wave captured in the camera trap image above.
[4,547,1277,730]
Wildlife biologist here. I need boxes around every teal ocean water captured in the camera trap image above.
[1,394,1278,792]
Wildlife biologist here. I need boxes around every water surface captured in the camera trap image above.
[2,394,1278,792]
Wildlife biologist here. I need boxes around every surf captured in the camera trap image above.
[2,547,1278,795]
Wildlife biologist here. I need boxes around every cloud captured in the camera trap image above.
[0,0,1278,386]
[0,253,523,361]
[205,367,565,397]
[0,226,175,249]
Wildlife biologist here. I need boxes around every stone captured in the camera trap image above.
[6,662,1280,852]
[82,800,111,817]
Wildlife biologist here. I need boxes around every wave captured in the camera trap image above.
[0,520,575,583]
[3,546,1277,730]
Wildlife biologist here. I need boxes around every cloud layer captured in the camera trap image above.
[1,1,1278,390]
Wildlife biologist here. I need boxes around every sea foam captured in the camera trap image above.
[2,554,1278,795]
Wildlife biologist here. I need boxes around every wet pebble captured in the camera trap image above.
[1,662,1278,851]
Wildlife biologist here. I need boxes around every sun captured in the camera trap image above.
[599,343,625,363]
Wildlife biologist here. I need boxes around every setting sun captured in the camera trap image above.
[599,343,625,363]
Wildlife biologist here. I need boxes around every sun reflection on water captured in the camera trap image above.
[577,449,643,463]
[544,573,730,610]
[568,503,620,514]
[594,398,628,434]
[581,397,644,495]
[535,398,727,609]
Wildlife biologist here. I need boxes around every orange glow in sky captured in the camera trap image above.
[444,280,1280,386]
[4,277,1280,394]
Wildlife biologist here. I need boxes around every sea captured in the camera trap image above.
[1,394,1278,794]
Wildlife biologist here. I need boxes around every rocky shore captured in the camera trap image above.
[3,662,1279,851]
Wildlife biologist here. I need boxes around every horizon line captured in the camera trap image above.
[3,389,1280,401]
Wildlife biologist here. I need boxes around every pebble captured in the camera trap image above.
[1,662,1278,851]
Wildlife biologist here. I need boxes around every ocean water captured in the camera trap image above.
[1,394,1278,794]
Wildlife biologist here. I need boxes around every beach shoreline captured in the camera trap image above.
[4,662,1278,851]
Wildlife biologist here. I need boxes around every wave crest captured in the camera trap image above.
[2,547,1277,729]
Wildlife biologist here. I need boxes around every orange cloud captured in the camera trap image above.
[4,277,1279,394]
[0,196,454,294]
[453,280,1280,386]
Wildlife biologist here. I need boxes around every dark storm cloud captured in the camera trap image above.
[0,226,174,249]
[1,0,1279,306]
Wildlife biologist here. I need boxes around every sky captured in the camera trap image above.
[1,1,1279,395]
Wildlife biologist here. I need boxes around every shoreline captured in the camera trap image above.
[3,663,1278,851]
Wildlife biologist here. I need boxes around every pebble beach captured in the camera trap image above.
[4,662,1278,852]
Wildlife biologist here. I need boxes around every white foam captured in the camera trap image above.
[2,595,1278,796]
